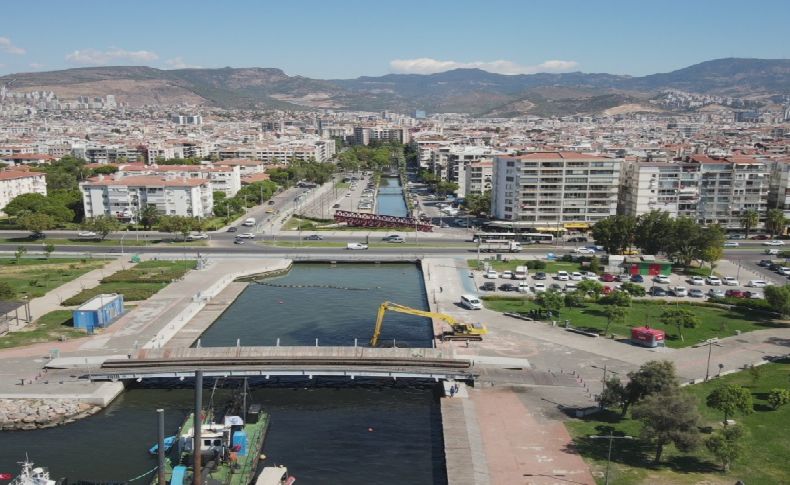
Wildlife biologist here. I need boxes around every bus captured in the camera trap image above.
[472,232,554,244]
[521,233,555,244]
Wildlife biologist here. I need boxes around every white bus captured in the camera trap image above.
[472,232,517,243]
[521,233,554,244]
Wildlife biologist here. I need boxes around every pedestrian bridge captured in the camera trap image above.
[85,346,476,382]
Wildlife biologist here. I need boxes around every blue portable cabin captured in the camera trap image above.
[72,293,124,332]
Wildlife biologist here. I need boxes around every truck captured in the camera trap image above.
[513,265,528,280]
[478,240,522,253]
[242,217,256,227]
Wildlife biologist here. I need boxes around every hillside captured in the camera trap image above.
[1,58,788,116]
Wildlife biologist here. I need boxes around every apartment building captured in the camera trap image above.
[81,175,213,221]
[464,161,493,196]
[353,126,410,146]
[765,157,790,215]
[491,152,621,230]
[427,146,503,196]
[117,163,242,197]
[213,139,335,163]
[619,155,770,227]
[0,170,47,215]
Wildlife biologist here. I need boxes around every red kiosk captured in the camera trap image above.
[631,326,666,348]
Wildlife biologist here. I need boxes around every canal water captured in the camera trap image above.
[0,264,447,484]
[376,176,409,217]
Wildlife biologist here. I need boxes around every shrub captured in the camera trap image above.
[620,282,646,296]
[525,260,546,270]
[767,388,790,410]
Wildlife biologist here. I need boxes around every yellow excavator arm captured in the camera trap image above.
[370,301,486,347]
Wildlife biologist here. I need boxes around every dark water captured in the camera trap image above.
[376,177,409,217]
[199,263,433,348]
[0,264,446,484]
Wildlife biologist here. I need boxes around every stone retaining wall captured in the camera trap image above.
[0,398,102,431]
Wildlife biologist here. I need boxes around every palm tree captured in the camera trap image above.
[739,210,759,238]
[765,208,787,238]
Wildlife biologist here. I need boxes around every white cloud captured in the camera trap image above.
[28,63,45,69]
[0,36,26,55]
[65,48,159,65]
[389,57,579,75]
[164,57,202,69]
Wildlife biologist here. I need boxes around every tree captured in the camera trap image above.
[699,224,726,275]
[18,213,56,236]
[82,215,122,240]
[767,388,790,410]
[139,204,160,231]
[765,208,786,237]
[576,279,603,297]
[599,377,627,411]
[0,281,16,300]
[705,425,744,472]
[635,210,673,255]
[706,385,753,427]
[591,215,636,254]
[666,217,702,268]
[4,192,74,223]
[660,308,700,342]
[632,389,701,464]
[14,245,27,264]
[739,210,759,238]
[436,181,459,197]
[603,305,628,336]
[535,290,563,317]
[158,215,195,241]
[589,256,602,274]
[621,360,679,417]
[619,282,646,296]
[464,193,491,216]
[599,290,631,307]
[43,243,55,260]
[764,285,790,316]
[564,291,585,308]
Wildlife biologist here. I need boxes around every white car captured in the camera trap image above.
[236,233,256,239]
[556,271,570,281]
[564,282,578,292]
[723,241,739,248]
[517,282,531,293]
[674,286,688,297]
[501,271,514,279]
[77,231,97,237]
[574,247,595,254]
[690,276,705,285]
[723,276,739,286]
[346,242,368,250]
[708,288,725,298]
[706,276,722,286]
[186,232,209,241]
[533,283,547,293]
[570,272,584,281]
[654,275,671,284]
[484,269,499,279]
[747,280,768,288]
[779,267,790,277]
[765,248,780,255]
[747,291,763,299]
[582,271,598,280]
[763,240,785,246]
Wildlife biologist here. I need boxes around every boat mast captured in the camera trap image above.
[193,370,203,485]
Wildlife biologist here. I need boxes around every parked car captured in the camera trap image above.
[570,272,584,281]
[556,271,570,281]
[747,280,768,288]
[688,288,705,298]
[725,289,745,298]
[501,271,514,279]
[723,276,739,286]
[763,240,785,246]
[533,283,547,293]
[674,286,688,297]
[617,274,631,282]
[601,273,616,282]
[481,281,496,291]
[564,282,578,292]
[602,285,613,295]
[723,241,739,248]
[582,271,598,280]
[744,291,763,299]
[649,286,667,297]
[654,275,671,284]
[484,269,499,279]
[567,236,588,243]
[728,234,745,240]
[757,259,773,267]
[499,283,518,292]
[630,274,644,283]
[708,288,726,298]
[549,283,563,292]
[517,281,531,293]
[303,234,323,240]
[779,267,790,277]
[690,276,705,285]
[346,242,368,250]
[533,272,547,280]
[706,276,722,285]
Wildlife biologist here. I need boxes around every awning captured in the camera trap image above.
[534,226,568,232]
[564,222,590,229]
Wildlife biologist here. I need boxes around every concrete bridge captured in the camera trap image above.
[81,346,476,382]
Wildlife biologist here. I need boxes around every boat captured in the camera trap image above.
[255,466,295,485]
[9,460,59,485]
[148,435,177,455]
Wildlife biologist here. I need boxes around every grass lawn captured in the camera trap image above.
[468,258,582,273]
[0,237,207,247]
[61,260,195,306]
[565,360,790,485]
[0,257,109,299]
[481,298,783,348]
[335,181,351,189]
[0,310,86,349]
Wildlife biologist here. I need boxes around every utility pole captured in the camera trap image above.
[193,370,203,485]
[589,434,634,485]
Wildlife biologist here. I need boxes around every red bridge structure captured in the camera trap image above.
[334,210,433,232]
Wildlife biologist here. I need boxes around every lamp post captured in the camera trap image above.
[590,364,619,407]
[589,434,634,485]
[703,339,724,382]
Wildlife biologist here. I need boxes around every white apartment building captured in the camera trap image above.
[213,139,336,163]
[0,170,47,215]
[428,145,503,196]
[764,157,790,215]
[81,175,213,221]
[464,161,493,196]
[491,152,621,230]
[117,163,242,197]
[353,127,410,146]
[619,155,769,228]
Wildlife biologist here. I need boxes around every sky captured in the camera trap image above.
[1,0,788,78]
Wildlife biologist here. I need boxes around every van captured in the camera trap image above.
[460,294,483,310]
[242,217,256,227]
[513,266,528,280]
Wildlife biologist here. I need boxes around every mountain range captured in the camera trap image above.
[1,58,788,117]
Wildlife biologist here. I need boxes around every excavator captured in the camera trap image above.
[370,301,488,347]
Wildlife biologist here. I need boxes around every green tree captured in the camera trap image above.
[14,245,27,264]
[464,193,492,216]
[4,192,74,223]
[599,290,632,307]
[82,215,122,240]
[739,210,759,238]
[139,204,160,231]
[632,389,701,464]
[635,210,673,255]
[535,290,563,317]
[767,388,790,410]
[591,215,636,254]
[18,213,56,236]
[699,224,726,275]
[599,377,627,411]
[576,279,603,297]
[0,281,16,300]
[621,360,679,417]
[706,384,753,427]
[564,291,585,308]
[765,208,786,237]
[436,181,459,197]
[660,308,700,342]
[705,425,745,472]
[764,285,790,316]
[158,215,195,241]
[43,243,55,260]
[619,282,646,296]
[603,305,628,336]
[666,217,702,267]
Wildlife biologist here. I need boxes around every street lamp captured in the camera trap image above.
[703,339,724,382]
[590,364,619,407]
[589,434,634,485]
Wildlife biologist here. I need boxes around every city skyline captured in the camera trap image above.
[1,0,789,78]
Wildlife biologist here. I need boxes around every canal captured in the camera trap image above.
[0,264,447,484]
[376,176,409,217]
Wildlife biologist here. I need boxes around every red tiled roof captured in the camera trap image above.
[83,175,209,188]
[0,171,46,181]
